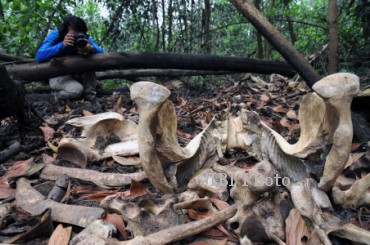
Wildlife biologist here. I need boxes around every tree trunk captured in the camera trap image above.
[168,0,173,50]
[0,52,31,62]
[202,0,212,53]
[161,0,166,51]
[0,0,4,21]
[231,0,320,87]
[182,0,189,52]
[6,52,295,82]
[328,0,339,74]
[152,0,160,51]
[282,0,297,45]
[287,17,297,44]
[254,0,264,59]
[99,0,127,46]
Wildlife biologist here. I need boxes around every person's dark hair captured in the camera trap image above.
[57,16,88,42]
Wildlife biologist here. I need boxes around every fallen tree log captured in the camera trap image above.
[0,52,31,62]
[96,69,244,80]
[6,52,295,82]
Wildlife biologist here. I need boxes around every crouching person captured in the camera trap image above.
[36,16,103,101]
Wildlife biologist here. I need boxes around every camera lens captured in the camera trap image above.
[76,39,88,49]
[75,33,88,50]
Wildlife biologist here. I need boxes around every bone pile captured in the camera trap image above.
[3,73,370,244]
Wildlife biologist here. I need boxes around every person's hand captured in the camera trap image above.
[78,42,96,55]
[63,32,75,47]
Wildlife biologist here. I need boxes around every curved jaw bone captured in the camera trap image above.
[235,73,359,191]
[312,73,360,191]
[58,112,139,168]
[130,82,220,194]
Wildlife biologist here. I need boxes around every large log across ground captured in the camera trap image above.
[6,52,295,82]
[95,69,244,80]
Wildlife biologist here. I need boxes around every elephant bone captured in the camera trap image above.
[130,81,221,194]
[332,172,370,208]
[58,112,138,168]
[312,73,360,191]
[213,161,279,236]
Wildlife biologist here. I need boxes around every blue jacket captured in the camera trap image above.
[36,30,104,62]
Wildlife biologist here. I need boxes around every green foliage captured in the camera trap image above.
[0,0,70,56]
[1,0,369,82]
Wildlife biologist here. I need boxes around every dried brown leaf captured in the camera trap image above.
[345,152,366,169]
[285,208,310,245]
[105,213,128,239]
[188,209,214,220]
[42,153,55,164]
[82,110,93,116]
[287,109,298,120]
[112,156,141,166]
[39,124,55,142]
[260,93,271,102]
[273,105,289,114]
[48,224,72,245]
[127,180,150,198]
[73,185,119,201]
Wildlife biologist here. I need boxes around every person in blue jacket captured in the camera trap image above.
[36,16,103,101]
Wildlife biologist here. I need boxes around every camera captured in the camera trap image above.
[74,33,89,50]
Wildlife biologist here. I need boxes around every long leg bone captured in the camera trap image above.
[15,178,104,227]
[40,164,147,189]
[118,204,237,245]
[312,73,360,191]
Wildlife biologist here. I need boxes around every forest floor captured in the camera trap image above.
[0,74,369,244]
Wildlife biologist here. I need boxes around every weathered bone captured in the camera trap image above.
[58,112,138,168]
[332,172,370,208]
[15,178,104,227]
[265,93,327,158]
[130,82,220,193]
[238,110,309,182]
[312,73,360,191]
[289,178,370,244]
[40,164,147,189]
[239,191,289,245]
[70,219,116,245]
[187,168,229,201]
[213,160,285,242]
[118,204,237,245]
[100,194,183,237]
